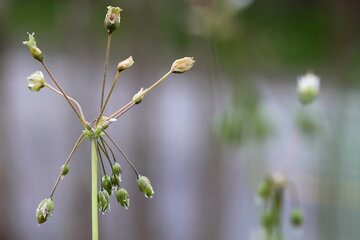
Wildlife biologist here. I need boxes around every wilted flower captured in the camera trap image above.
[23,32,43,61]
[97,190,110,213]
[36,198,54,224]
[171,57,195,73]
[297,73,320,105]
[137,175,154,198]
[104,6,122,33]
[132,88,146,104]
[116,188,130,208]
[27,71,45,91]
[117,56,134,72]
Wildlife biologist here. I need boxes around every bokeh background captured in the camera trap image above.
[0,0,359,239]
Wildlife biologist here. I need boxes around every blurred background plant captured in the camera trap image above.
[1,0,360,240]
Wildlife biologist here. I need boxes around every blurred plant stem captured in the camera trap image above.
[91,140,99,240]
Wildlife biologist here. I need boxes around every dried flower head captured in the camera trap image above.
[27,71,45,91]
[23,32,43,62]
[117,56,134,72]
[104,6,122,33]
[297,73,320,105]
[171,57,195,73]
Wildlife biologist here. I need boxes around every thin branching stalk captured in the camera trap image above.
[106,100,135,121]
[41,60,86,127]
[102,133,140,177]
[97,139,114,167]
[44,83,85,121]
[105,69,173,122]
[142,70,172,95]
[49,134,86,198]
[96,141,107,176]
[100,137,117,163]
[96,71,120,126]
[100,33,112,110]
[91,140,99,240]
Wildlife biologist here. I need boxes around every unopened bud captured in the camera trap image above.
[116,188,130,208]
[132,88,146,104]
[297,73,320,105]
[101,175,112,195]
[290,208,303,227]
[36,198,54,224]
[23,32,43,61]
[137,175,154,198]
[117,56,134,72]
[97,190,110,213]
[27,71,45,91]
[104,6,122,33]
[60,164,70,177]
[171,57,195,74]
[112,162,122,176]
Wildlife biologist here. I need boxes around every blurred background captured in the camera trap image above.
[0,0,359,239]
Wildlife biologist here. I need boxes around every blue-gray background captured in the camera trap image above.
[0,0,359,239]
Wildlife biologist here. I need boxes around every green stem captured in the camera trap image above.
[91,140,99,240]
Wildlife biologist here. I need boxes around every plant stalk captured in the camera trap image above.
[91,140,99,240]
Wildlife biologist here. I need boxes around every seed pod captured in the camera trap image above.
[97,190,110,213]
[257,177,273,200]
[112,162,122,176]
[261,211,274,232]
[290,208,303,227]
[171,57,195,74]
[36,198,54,224]
[60,164,70,177]
[137,175,154,198]
[23,32,43,62]
[111,174,121,189]
[104,6,122,33]
[116,188,130,208]
[102,175,112,195]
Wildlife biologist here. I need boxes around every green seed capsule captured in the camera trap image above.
[261,211,274,231]
[101,175,112,195]
[116,188,130,208]
[97,190,110,213]
[60,164,70,176]
[110,174,121,188]
[36,198,54,224]
[257,177,273,200]
[290,208,303,227]
[112,162,122,176]
[137,175,154,198]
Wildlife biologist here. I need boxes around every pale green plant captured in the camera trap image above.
[23,6,195,240]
